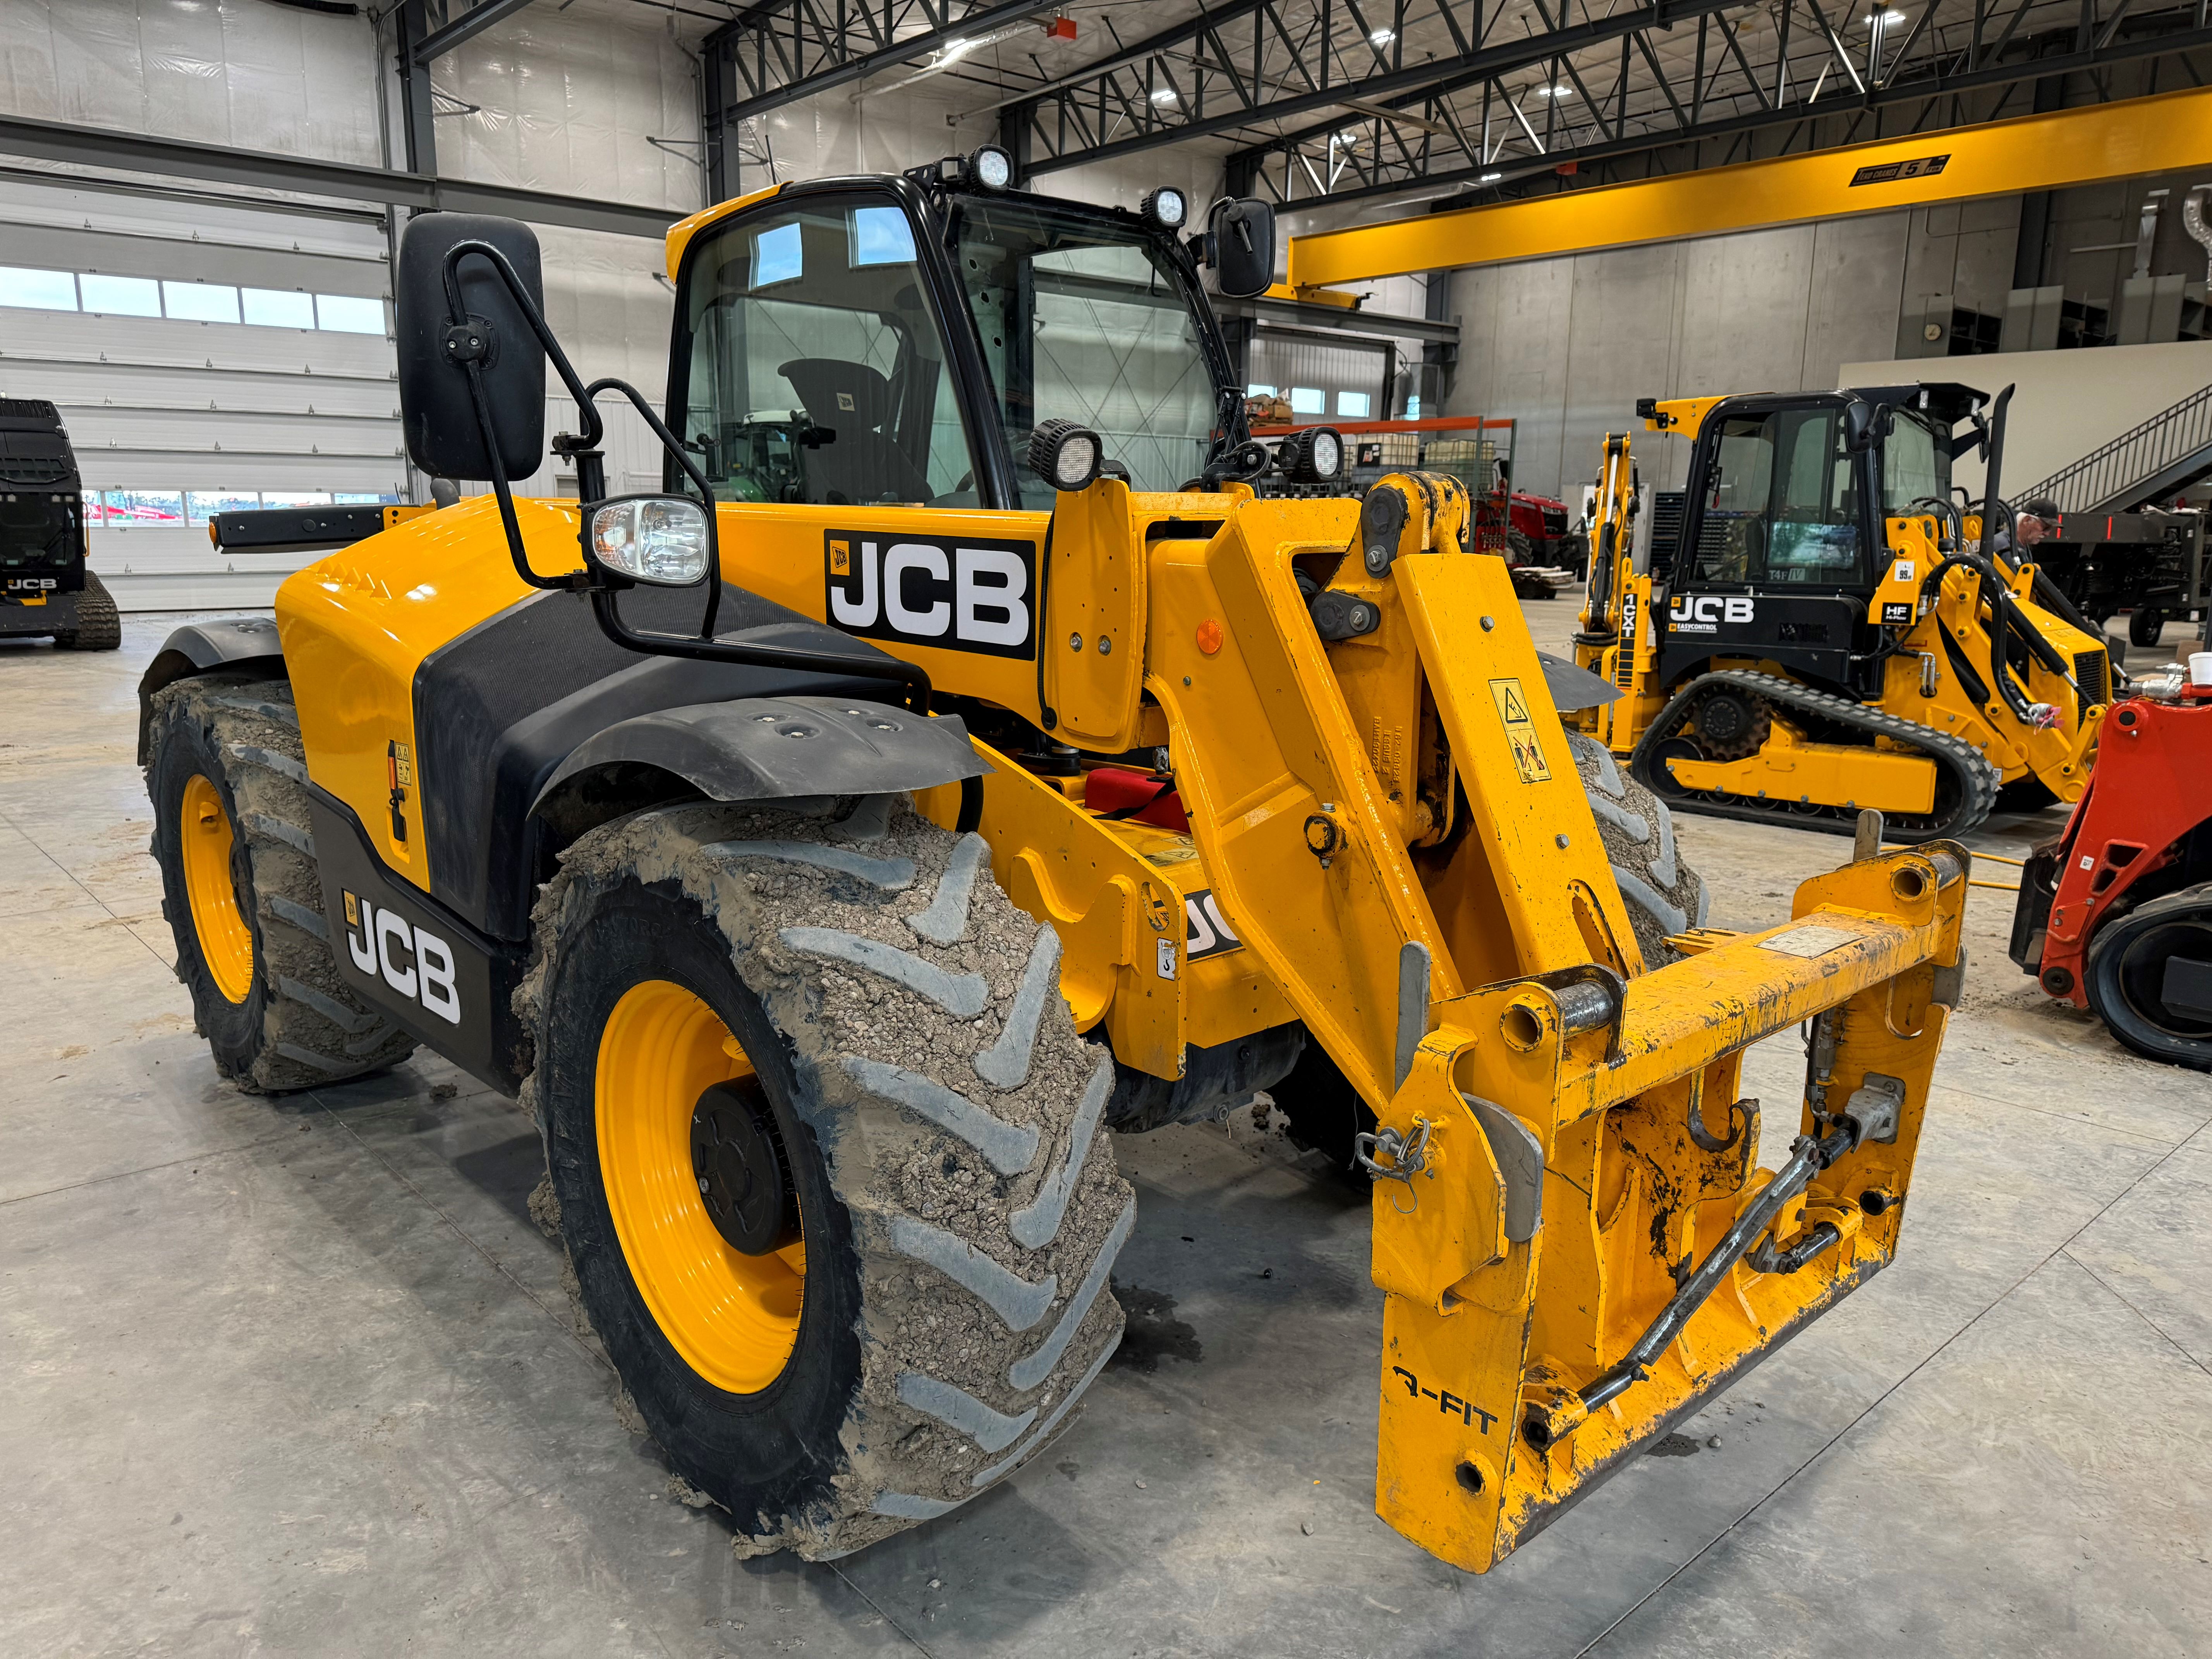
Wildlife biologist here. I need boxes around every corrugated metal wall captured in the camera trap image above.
[0,172,402,610]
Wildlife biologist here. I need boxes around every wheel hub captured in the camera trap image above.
[690,1081,799,1255]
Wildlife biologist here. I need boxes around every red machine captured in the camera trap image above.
[2011,657,2212,1068]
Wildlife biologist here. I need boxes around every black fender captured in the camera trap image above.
[529,695,989,830]
[137,617,286,762]
[1535,650,1621,713]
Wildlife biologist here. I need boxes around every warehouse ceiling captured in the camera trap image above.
[697,0,2212,213]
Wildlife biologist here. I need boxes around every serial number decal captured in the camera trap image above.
[1183,888,1242,960]
[342,889,462,1025]
[1851,153,1949,186]
[1391,1365,1498,1432]
[825,531,1037,660]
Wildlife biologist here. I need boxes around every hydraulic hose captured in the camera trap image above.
[1527,1120,1858,1446]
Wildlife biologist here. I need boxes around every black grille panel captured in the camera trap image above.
[2075,649,2110,707]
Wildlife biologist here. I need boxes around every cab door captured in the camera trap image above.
[663,183,1051,720]
[1666,400,1873,691]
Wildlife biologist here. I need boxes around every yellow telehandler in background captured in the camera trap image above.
[1572,388,2111,841]
[142,155,1966,1575]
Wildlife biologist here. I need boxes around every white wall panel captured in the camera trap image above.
[0,0,379,165]
[432,5,704,213]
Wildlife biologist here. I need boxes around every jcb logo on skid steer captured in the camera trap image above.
[4,577,57,592]
[342,890,461,1025]
[1184,888,1242,961]
[1668,594,1755,634]
[825,532,1036,659]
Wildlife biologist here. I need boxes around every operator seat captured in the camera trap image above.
[778,358,933,506]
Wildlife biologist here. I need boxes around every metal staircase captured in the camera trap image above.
[2017,381,2212,517]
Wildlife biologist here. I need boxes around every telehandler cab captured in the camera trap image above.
[1574,385,2112,842]
[144,153,1966,1573]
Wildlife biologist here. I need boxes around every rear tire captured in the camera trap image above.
[146,675,416,1091]
[519,797,1132,1558]
[2128,606,2164,649]
[1569,733,1710,969]
[2083,883,2212,1071]
[52,572,121,651]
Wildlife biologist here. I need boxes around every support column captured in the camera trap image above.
[396,0,437,178]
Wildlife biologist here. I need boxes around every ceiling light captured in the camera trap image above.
[1369,27,1395,44]
[1864,7,1906,19]
[1150,86,1177,103]
[1480,170,1503,182]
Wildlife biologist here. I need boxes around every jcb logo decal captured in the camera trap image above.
[1184,888,1242,961]
[825,532,1036,659]
[342,889,461,1025]
[1669,594,1755,625]
[4,577,58,592]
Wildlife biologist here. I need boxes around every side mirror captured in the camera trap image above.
[1843,398,1879,453]
[397,213,547,482]
[1209,199,1276,300]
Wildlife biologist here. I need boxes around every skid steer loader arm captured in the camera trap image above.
[1139,473,1966,1571]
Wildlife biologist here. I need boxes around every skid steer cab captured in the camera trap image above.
[1574,382,2112,842]
[142,152,1965,1576]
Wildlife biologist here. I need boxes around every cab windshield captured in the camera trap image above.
[948,196,1226,509]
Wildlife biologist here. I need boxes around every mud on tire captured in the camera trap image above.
[518,796,1133,1559]
[146,674,417,1091]
[1570,732,1709,967]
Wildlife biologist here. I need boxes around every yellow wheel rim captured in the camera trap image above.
[596,980,805,1394]
[180,773,254,1005]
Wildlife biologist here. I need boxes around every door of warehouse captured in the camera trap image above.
[0,171,403,612]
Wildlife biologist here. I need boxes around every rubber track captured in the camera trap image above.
[1629,668,2001,843]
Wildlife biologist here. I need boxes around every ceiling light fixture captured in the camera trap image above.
[1150,85,1177,103]
[1480,170,1503,182]
[1369,27,1395,44]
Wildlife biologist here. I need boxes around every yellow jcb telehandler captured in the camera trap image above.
[143,155,1966,1573]
[1573,386,2112,841]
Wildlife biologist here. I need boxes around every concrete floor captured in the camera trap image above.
[4,608,2210,1658]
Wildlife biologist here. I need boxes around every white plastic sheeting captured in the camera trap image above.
[429,3,706,213]
[0,0,381,165]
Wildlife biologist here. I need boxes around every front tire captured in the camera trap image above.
[146,675,416,1091]
[2128,606,2164,649]
[2083,883,2212,1071]
[520,797,1133,1558]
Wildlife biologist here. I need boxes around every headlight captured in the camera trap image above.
[1028,419,1104,491]
[970,145,1013,189]
[588,495,712,586]
[1279,426,1345,483]
[1141,187,1187,230]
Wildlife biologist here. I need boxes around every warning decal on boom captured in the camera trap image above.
[1489,677,1551,783]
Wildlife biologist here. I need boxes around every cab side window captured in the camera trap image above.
[673,199,979,508]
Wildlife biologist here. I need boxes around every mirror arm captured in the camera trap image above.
[438,239,608,594]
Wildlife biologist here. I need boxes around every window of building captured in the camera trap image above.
[163,282,241,324]
[314,294,385,335]
[1290,386,1325,414]
[851,207,917,266]
[79,274,161,316]
[261,491,332,509]
[103,489,186,525]
[1247,383,1277,397]
[1337,390,1372,419]
[185,490,262,526]
[0,266,77,311]
[243,288,316,328]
